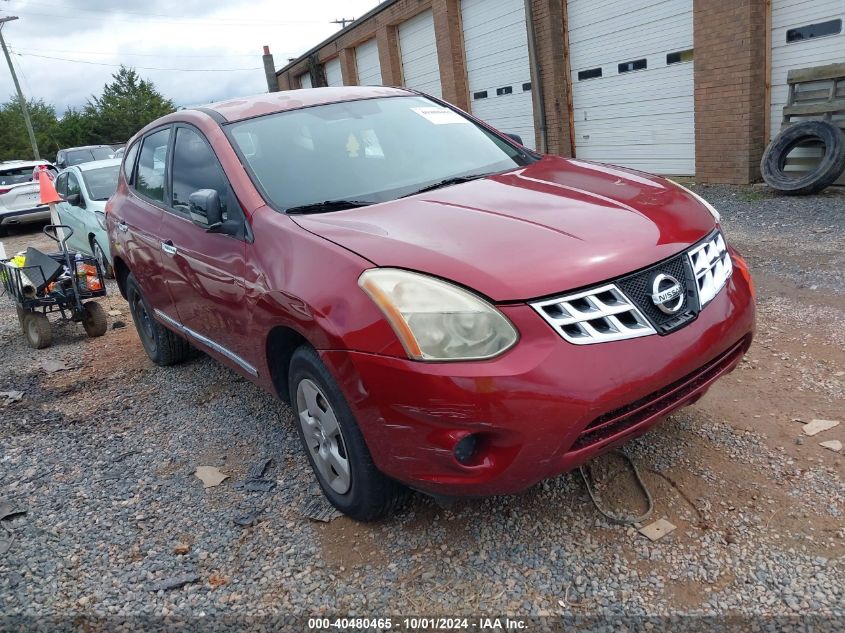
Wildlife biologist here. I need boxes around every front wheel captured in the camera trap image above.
[289,345,406,521]
[91,237,114,279]
[23,312,52,349]
[126,273,190,366]
[81,301,108,337]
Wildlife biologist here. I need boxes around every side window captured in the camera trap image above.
[66,173,81,197]
[135,128,171,202]
[171,127,231,220]
[122,142,139,183]
[55,173,68,198]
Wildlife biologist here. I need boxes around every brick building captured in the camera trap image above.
[276,0,844,184]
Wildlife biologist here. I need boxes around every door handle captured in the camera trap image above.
[117,221,128,233]
[161,241,178,256]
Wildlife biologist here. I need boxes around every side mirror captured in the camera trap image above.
[66,193,84,207]
[188,189,222,227]
[505,133,524,145]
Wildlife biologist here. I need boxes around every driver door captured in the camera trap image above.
[157,125,254,375]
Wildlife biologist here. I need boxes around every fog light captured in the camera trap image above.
[453,434,478,465]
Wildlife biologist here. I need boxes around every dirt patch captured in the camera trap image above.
[314,516,391,570]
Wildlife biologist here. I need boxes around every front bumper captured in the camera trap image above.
[0,206,50,226]
[321,252,756,496]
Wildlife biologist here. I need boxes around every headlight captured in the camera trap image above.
[95,210,107,230]
[359,268,518,361]
[668,180,721,223]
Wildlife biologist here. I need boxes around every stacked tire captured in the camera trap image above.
[761,120,845,195]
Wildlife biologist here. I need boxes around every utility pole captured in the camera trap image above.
[0,16,39,159]
[330,17,354,29]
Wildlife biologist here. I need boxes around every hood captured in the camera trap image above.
[291,156,717,302]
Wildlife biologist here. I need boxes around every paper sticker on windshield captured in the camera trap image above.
[411,107,468,125]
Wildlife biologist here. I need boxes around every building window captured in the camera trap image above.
[577,67,602,81]
[522,82,532,91]
[473,90,488,100]
[618,59,647,73]
[496,86,513,96]
[667,49,694,65]
[787,19,842,43]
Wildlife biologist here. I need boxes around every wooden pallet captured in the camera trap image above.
[779,63,845,182]
[782,62,845,132]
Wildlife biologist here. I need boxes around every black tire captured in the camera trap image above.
[23,312,52,349]
[81,301,108,338]
[125,272,190,366]
[761,120,845,195]
[288,345,406,521]
[91,237,114,279]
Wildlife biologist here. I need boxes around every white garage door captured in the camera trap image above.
[325,58,343,87]
[398,10,442,98]
[771,0,845,137]
[356,39,383,85]
[568,0,695,175]
[299,72,312,89]
[461,0,536,149]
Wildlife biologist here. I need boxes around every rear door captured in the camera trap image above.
[117,127,175,314]
[157,125,254,375]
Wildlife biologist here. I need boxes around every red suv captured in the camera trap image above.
[107,87,755,521]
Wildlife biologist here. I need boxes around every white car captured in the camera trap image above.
[0,160,56,236]
[54,158,121,277]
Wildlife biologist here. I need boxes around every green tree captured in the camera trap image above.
[0,97,61,161]
[84,66,175,143]
[55,107,95,149]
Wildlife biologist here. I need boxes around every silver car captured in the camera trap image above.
[0,160,56,235]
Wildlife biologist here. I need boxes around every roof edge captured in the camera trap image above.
[276,0,400,76]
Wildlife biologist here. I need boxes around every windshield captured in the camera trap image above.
[81,165,119,201]
[228,95,533,211]
[0,166,35,186]
[67,147,113,166]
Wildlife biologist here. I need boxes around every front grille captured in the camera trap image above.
[530,283,655,344]
[571,337,748,450]
[533,230,732,344]
[688,232,732,306]
[616,252,697,334]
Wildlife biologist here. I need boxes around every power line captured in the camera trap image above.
[8,45,259,59]
[10,50,262,72]
[3,2,331,27]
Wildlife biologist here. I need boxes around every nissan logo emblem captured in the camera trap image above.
[651,273,684,315]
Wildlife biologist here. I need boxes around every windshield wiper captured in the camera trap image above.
[401,174,489,198]
[286,199,374,214]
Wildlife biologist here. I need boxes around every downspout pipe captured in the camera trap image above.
[524,0,548,154]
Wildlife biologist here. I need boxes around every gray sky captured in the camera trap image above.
[0,0,382,114]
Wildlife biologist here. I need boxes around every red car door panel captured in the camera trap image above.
[156,125,255,373]
[118,127,173,314]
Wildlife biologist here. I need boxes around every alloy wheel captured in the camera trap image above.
[296,378,351,494]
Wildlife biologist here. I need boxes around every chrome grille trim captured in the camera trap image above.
[688,231,732,307]
[530,283,656,345]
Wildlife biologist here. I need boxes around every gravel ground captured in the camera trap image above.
[0,186,843,629]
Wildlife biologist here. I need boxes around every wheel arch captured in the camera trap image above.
[265,325,311,403]
[112,255,130,299]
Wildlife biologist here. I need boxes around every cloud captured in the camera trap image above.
[0,0,382,112]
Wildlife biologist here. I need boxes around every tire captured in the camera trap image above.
[91,237,114,279]
[288,345,406,521]
[16,306,27,334]
[23,312,52,349]
[125,272,190,366]
[761,120,845,195]
[81,301,108,338]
